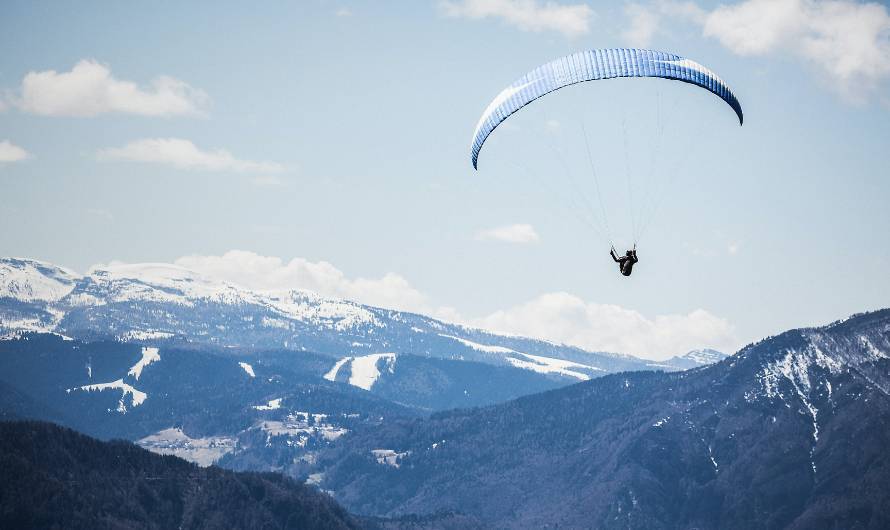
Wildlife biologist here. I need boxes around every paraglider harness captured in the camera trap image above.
[611,245,638,277]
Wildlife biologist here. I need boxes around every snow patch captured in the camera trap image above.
[439,334,514,354]
[505,352,595,381]
[261,316,290,329]
[371,449,411,468]
[253,398,282,411]
[119,329,175,341]
[860,335,888,360]
[239,362,255,377]
[652,416,670,427]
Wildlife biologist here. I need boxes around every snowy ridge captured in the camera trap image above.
[743,322,890,474]
[263,290,379,331]
[61,262,383,332]
[0,258,79,302]
[682,349,727,365]
[749,328,890,404]
[0,256,733,376]
[87,263,247,306]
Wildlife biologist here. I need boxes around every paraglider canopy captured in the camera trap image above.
[471,48,743,170]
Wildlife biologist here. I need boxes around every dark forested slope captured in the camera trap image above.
[0,421,360,530]
[321,310,890,529]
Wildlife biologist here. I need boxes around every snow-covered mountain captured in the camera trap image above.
[662,348,729,370]
[0,257,720,379]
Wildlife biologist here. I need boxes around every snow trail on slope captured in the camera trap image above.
[439,334,600,379]
[70,379,147,413]
[324,357,350,382]
[349,353,396,390]
[128,347,160,380]
[505,353,594,380]
[439,334,514,353]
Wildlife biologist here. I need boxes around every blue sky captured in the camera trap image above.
[1,0,888,359]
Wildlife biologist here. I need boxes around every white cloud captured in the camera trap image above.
[620,0,890,100]
[13,59,207,117]
[475,223,540,243]
[439,0,595,38]
[335,7,353,16]
[623,3,661,47]
[97,138,285,173]
[0,140,29,163]
[703,0,804,55]
[473,292,738,360]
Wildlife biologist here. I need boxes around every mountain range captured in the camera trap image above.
[0,257,725,406]
[316,309,890,528]
[4,308,887,528]
[6,257,886,528]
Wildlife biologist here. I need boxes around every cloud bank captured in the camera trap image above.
[702,0,890,99]
[97,138,285,173]
[473,292,737,359]
[12,59,207,117]
[623,0,890,102]
[440,0,595,38]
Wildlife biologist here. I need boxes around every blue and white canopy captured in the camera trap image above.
[471,48,743,169]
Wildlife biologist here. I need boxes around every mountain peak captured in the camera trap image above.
[0,258,80,303]
[681,348,728,364]
[661,348,728,370]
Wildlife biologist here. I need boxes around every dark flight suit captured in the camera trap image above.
[610,248,638,277]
